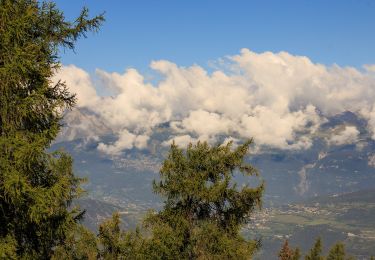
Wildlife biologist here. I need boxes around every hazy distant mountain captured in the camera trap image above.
[53,110,375,211]
[56,108,113,143]
[52,109,375,258]
[73,198,140,232]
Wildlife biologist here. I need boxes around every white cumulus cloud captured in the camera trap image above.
[97,130,149,156]
[52,65,99,107]
[54,49,375,155]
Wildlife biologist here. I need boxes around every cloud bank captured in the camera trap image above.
[54,49,375,156]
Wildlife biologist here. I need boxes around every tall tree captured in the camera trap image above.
[293,248,301,260]
[326,242,346,260]
[0,0,103,258]
[279,240,301,260]
[279,240,295,260]
[97,213,145,260]
[51,224,98,260]
[144,140,264,259]
[305,238,324,260]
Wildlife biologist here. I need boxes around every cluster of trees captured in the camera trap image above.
[53,140,264,259]
[0,1,369,259]
[0,1,264,258]
[278,238,362,260]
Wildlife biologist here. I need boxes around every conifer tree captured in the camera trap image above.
[98,213,145,260]
[279,240,301,260]
[293,247,301,260]
[0,0,103,258]
[279,240,295,260]
[98,213,123,259]
[326,242,346,260]
[51,225,99,260]
[144,140,264,259]
[305,238,324,260]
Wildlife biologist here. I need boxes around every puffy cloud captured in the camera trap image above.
[238,104,320,149]
[53,65,99,107]
[327,126,360,146]
[97,130,149,156]
[55,49,375,155]
[94,68,170,132]
[162,134,198,148]
[171,110,235,144]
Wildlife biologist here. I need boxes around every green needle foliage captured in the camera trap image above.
[326,243,346,260]
[0,0,103,258]
[144,140,265,259]
[280,239,356,260]
[326,242,355,260]
[91,140,264,259]
[305,238,324,260]
[52,224,99,260]
[97,213,144,260]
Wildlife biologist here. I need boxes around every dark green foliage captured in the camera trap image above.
[326,243,345,260]
[98,213,145,260]
[52,225,98,260]
[144,140,264,259]
[98,213,123,259]
[293,248,301,260]
[326,242,356,260]
[0,0,103,258]
[283,238,356,260]
[305,237,324,260]
[154,140,264,230]
[0,234,17,259]
[91,140,263,259]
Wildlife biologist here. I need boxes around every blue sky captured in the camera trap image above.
[55,0,375,73]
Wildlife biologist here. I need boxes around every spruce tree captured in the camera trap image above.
[305,238,324,260]
[97,213,145,260]
[279,240,301,260]
[98,213,123,259]
[145,140,264,259]
[0,0,103,258]
[326,242,346,260]
[279,240,294,260]
[293,247,301,260]
[51,224,99,260]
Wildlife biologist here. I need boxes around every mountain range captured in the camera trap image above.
[53,109,375,208]
[52,108,375,258]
